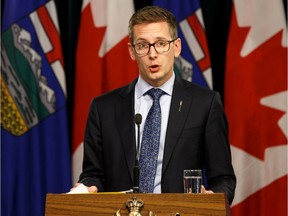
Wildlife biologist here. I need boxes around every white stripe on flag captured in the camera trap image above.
[179,19,204,61]
[195,9,205,29]
[203,68,213,89]
[30,12,52,53]
[51,60,67,96]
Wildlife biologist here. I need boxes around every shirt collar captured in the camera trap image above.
[135,73,175,99]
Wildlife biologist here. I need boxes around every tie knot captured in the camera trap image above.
[145,88,166,101]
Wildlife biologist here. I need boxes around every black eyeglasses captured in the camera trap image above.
[132,38,177,56]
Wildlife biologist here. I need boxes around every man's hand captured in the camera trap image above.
[70,183,98,193]
[201,185,214,194]
[87,185,98,193]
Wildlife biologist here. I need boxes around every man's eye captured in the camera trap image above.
[137,43,148,49]
[156,41,167,47]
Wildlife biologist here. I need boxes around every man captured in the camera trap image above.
[75,6,236,204]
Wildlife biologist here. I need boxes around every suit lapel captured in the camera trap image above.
[162,78,194,172]
[115,80,137,181]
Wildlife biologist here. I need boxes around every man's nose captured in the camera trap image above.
[148,45,158,57]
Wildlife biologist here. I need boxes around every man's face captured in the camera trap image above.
[128,22,181,87]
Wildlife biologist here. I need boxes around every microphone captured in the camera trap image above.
[133,113,142,193]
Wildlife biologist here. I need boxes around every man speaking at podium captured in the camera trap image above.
[73,6,236,205]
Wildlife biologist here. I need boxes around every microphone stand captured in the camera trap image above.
[133,114,142,193]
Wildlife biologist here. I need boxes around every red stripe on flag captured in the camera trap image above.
[187,14,211,71]
[37,6,64,66]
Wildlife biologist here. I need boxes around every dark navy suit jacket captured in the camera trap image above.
[79,76,236,204]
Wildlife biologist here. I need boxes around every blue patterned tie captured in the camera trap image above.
[139,88,166,193]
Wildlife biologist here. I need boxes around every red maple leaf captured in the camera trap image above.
[224,7,287,160]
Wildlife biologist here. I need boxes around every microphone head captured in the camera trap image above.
[134,113,142,125]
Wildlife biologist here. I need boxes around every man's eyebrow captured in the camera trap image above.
[134,38,148,43]
[134,37,170,43]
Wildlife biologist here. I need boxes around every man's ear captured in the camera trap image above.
[128,43,136,61]
[174,38,182,58]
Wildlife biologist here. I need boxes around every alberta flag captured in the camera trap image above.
[1,0,72,215]
[153,0,212,89]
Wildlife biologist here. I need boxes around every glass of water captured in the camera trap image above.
[183,169,202,193]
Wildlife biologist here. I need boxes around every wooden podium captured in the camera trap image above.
[45,193,230,216]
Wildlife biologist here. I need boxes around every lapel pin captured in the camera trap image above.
[178,100,183,112]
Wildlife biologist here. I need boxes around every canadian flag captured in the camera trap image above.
[225,0,287,215]
[72,0,138,183]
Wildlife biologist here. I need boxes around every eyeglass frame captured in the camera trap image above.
[131,38,178,56]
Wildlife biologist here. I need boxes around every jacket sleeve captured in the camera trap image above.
[78,99,106,192]
[204,92,236,205]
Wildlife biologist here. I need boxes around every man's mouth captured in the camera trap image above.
[149,64,160,72]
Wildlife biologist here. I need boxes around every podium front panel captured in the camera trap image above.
[45,193,230,216]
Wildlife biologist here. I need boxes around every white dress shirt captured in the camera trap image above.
[134,73,175,193]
